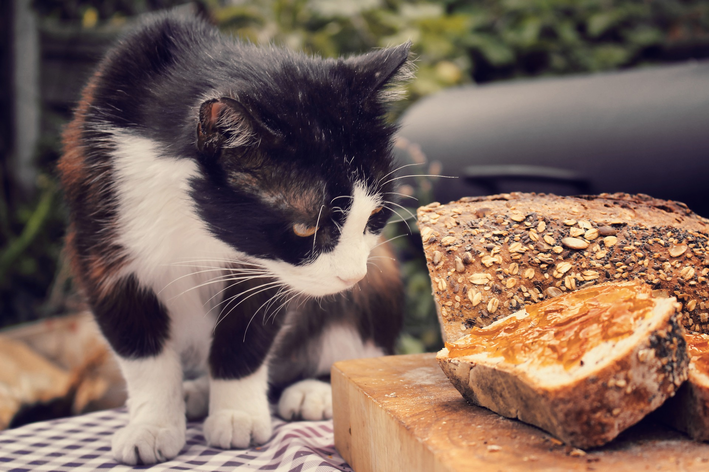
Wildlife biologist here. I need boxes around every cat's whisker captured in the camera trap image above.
[330,194,353,205]
[383,191,419,202]
[379,173,457,188]
[160,266,270,297]
[366,260,383,273]
[313,204,324,253]
[262,288,289,325]
[271,289,303,323]
[167,269,272,301]
[255,286,286,324]
[202,273,277,308]
[210,281,282,320]
[377,162,424,187]
[382,205,412,234]
[207,277,278,314]
[383,200,417,222]
[372,233,408,250]
[214,280,283,330]
[242,283,292,341]
[368,255,397,262]
[263,286,300,326]
[387,215,417,225]
[168,257,267,269]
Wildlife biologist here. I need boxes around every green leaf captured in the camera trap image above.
[587,11,620,38]
[308,0,382,19]
[624,26,663,47]
[466,33,516,66]
[589,44,632,70]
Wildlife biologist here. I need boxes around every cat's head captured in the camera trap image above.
[190,42,413,297]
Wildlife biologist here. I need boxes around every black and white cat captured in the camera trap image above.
[59,12,409,465]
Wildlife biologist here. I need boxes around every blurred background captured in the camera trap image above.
[2,0,709,358]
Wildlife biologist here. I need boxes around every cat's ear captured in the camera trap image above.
[346,42,414,104]
[196,97,268,155]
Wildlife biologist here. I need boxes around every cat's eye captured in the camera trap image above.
[370,207,383,216]
[293,223,318,238]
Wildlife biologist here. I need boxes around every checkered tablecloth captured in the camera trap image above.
[0,409,353,471]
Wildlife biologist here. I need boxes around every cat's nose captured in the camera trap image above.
[337,275,365,287]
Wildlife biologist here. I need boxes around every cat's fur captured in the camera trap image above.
[58,12,409,465]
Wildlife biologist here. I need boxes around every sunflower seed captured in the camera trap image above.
[433,251,442,265]
[441,236,457,247]
[562,237,589,250]
[455,257,465,273]
[670,244,688,258]
[584,228,599,240]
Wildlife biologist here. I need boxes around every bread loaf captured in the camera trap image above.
[436,281,689,448]
[657,332,709,440]
[417,192,709,344]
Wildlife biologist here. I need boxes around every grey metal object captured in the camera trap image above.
[396,60,709,216]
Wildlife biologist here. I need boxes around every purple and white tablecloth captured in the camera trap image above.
[0,409,353,471]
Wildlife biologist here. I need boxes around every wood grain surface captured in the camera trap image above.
[332,353,709,472]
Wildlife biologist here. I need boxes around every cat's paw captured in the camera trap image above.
[203,408,272,449]
[184,377,209,420]
[112,423,185,465]
[278,379,332,421]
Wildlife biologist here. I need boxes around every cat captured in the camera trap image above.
[58,11,410,465]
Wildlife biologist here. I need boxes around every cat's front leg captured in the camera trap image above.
[278,379,333,421]
[204,366,272,448]
[112,348,186,465]
[90,275,186,465]
[203,281,283,449]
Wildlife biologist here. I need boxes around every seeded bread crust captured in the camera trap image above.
[436,296,688,449]
[417,192,709,344]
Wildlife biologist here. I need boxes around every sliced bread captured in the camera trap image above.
[437,281,689,448]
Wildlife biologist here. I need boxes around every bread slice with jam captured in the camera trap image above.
[437,281,689,449]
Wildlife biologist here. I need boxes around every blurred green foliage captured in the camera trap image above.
[210,0,709,108]
[2,0,708,351]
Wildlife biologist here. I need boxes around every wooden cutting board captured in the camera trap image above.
[332,353,709,472]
